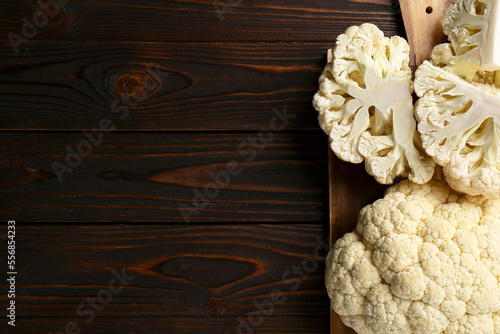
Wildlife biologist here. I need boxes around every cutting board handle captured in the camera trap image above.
[399,0,455,69]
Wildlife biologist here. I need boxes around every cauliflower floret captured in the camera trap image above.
[325,180,500,334]
[414,61,500,199]
[445,314,496,334]
[313,23,435,185]
[364,284,413,333]
[435,0,500,80]
[372,233,422,283]
[326,232,381,316]
[408,300,449,334]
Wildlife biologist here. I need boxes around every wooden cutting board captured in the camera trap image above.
[328,0,452,333]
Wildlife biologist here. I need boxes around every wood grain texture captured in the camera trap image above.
[0,0,407,332]
[328,152,387,245]
[0,132,328,222]
[2,316,329,333]
[1,42,332,131]
[0,225,329,318]
[0,0,402,43]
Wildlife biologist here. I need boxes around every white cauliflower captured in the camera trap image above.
[414,61,500,199]
[431,0,500,84]
[326,180,500,334]
[430,40,500,87]
[313,23,435,185]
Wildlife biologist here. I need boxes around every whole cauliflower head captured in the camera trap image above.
[432,0,500,82]
[414,61,500,199]
[326,180,500,334]
[313,23,435,185]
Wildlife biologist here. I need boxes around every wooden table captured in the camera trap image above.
[0,1,400,332]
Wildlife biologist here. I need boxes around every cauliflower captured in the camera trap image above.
[431,0,500,83]
[313,23,435,185]
[443,0,500,70]
[326,180,500,334]
[414,61,500,199]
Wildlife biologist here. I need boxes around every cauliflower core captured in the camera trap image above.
[434,0,500,82]
[326,180,500,334]
[313,23,434,185]
[414,61,500,199]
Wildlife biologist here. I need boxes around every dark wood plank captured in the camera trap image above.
[0,132,328,222]
[2,316,329,333]
[1,42,332,131]
[0,0,402,44]
[0,225,330,319]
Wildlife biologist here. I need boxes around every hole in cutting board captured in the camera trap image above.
[426,6,433,14]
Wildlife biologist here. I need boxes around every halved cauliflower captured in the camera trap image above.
[326,180,500,334]
[431,0,500,84]
[313,23,434,184]
[414,61,500,199]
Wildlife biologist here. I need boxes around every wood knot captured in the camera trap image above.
[0,157,55,187]
[8,157,19,168]
[111,66,162,103]
[204,298,222,316]
[36,0,66,27]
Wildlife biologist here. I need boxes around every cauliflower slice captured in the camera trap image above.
[441,0,500,74]
[313,23,435,185]
[414,61,500,199]
[326,180,500,334]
